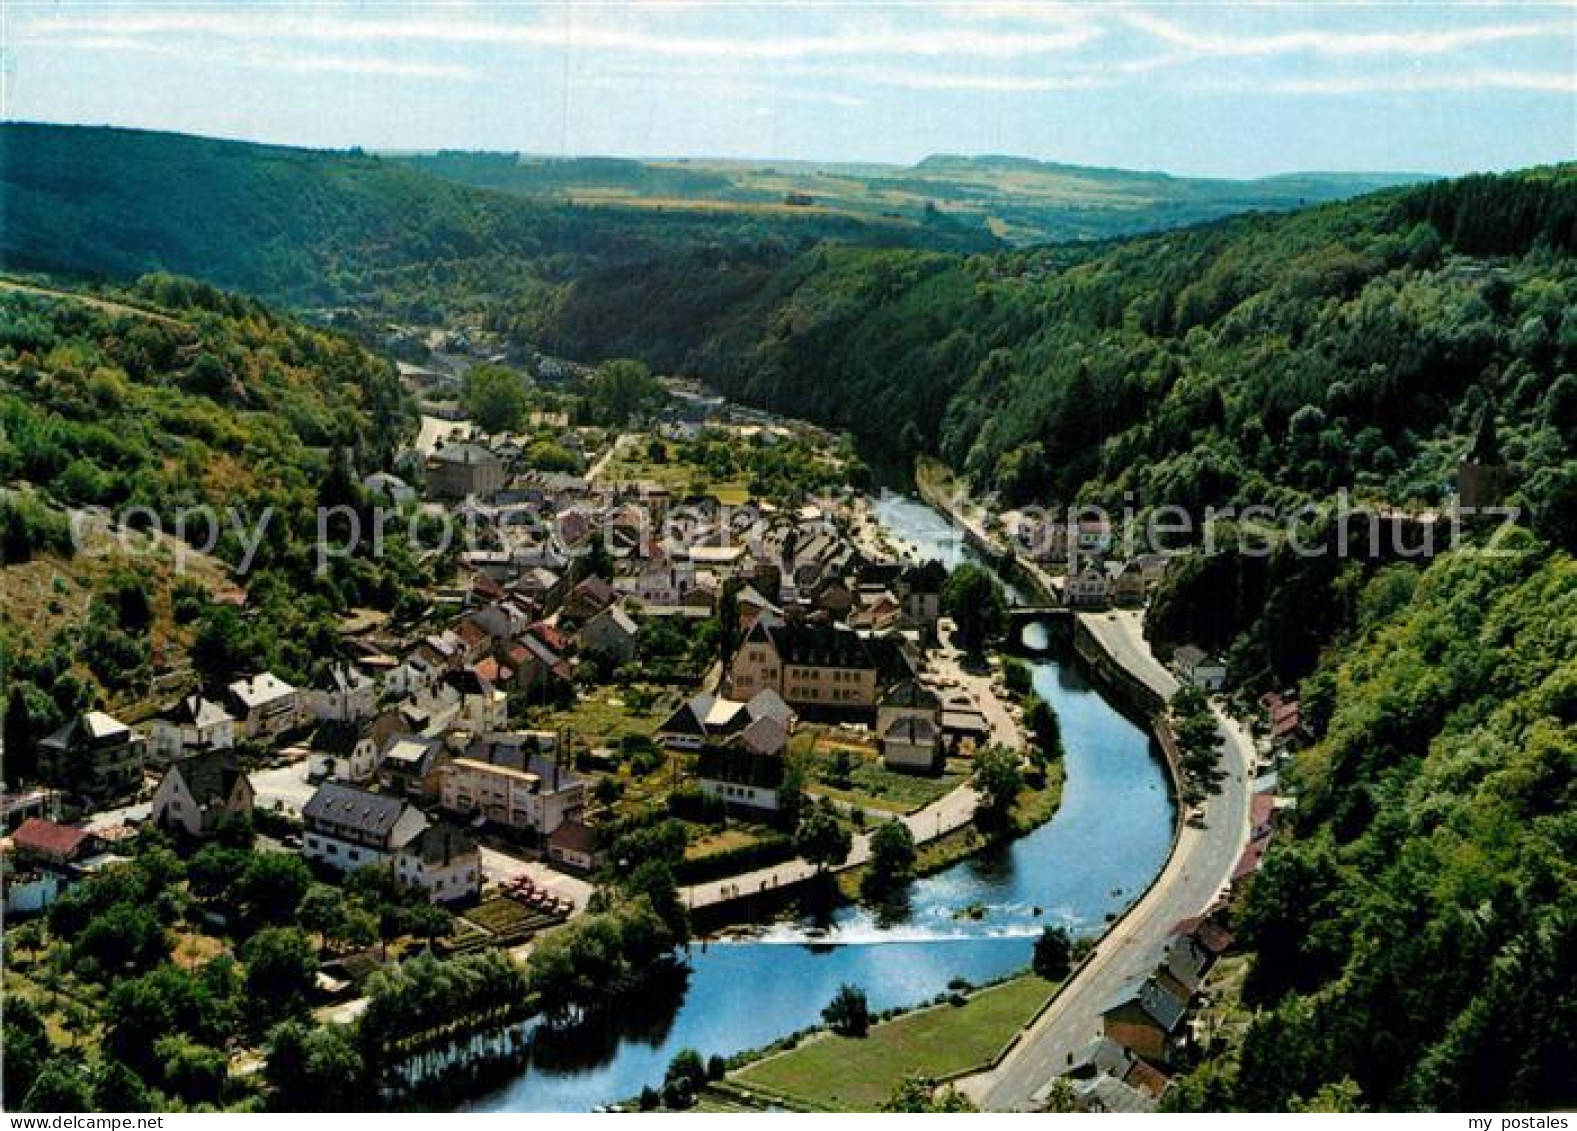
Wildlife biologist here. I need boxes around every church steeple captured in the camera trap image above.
[1464,404,1502,466]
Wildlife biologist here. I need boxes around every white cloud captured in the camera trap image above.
[19,5,1103,61]
[1121,9,1568,60]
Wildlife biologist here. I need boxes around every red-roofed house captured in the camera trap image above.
[13,818,100,866]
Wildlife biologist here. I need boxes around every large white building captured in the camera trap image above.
[439,754,584,838]
[301,782,428,872]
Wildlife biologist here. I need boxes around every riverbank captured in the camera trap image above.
[713,972,1059,1112]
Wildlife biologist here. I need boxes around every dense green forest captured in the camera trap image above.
[0,124,992,319]
[537,166,1575,535]
[1167,535,1575,1111]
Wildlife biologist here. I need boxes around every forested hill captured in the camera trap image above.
[0,123,994,308]
[533,164,1577,542]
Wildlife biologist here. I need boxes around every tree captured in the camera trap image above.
[297,883,347,947]
[822,983,871,1037]
[93,1059,153,1112]
[883,1073,980,1112]
[586,359,663,426]
[1033,925,1073,980]
[972,744,1024,824]
[794,800,852,873]
[264,1021,365,1112]
[943,563,1006,654]
[242,927,317,1027]
[1024,698,1063,763]
[662,1048,708,1109]
[862,819,917,900]
[234,852,312,925]
[22,1058,94,1112]
[462,363,529,434]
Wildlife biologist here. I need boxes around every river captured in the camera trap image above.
[470,489,1173,1111]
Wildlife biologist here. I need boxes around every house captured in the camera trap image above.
[1101,973,1189,1063]
[695,715,790,812]
[226,672,301,740]
[811,576,856,619]
[659,689,796,751]
[423,667,508,733]
[897,560,947,634]
[38,711,145,805]
[575,603,640,665]
[728,620,913,713]
[440,753,585,837]
[378,735,449,801]
[11,818,101,867]
[3,860,62,916]
[146,695,236,765]
[1108,560,1148,607]
[1261,692,1306,749]
[427,441,506,501]
[303,664,378,724]
[301,783,428,872]
[877,679,943,772]
[1172,646,1227,692]
[1065,561,1111,609]
[562,575,617,622]
[151,750,254,838]
[507,634,574,699]
[471,598,537,643]
[547,818,604,872]
[393,823,482,904]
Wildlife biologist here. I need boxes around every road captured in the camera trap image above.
[960,612,1256,1111]
[585,431,634,484]
[1078,608,1180,702]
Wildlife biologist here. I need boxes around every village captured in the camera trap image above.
[2,334,1310,1113]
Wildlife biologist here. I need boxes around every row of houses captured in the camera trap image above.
[1070,792,1282,1112]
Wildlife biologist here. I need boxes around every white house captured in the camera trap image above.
[439,754,584,837]
[393,823,482,904]
[226,672,301,740]
[301,782,428,872]
[303,664,378,724]
[151,750,254,838]
[146,695,236,765]
[1173,646,1228,692]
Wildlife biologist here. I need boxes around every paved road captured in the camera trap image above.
[1078,609,1180,701]
[961,616,1256,1111]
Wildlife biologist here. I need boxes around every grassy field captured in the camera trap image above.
[730,974,1057,1111]
[600,440,752,505]
[533,685,677,744]
[794,727,968,815]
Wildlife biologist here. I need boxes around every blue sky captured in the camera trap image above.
[6,2,1575,177]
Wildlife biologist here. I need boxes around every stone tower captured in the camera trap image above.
[1456,406,1508,511]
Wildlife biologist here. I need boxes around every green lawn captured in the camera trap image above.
[534,685,675,744]
[795,728,969,815]
[731,974,1057,1111]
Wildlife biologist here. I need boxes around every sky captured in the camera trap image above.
[4,1,1575,178]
